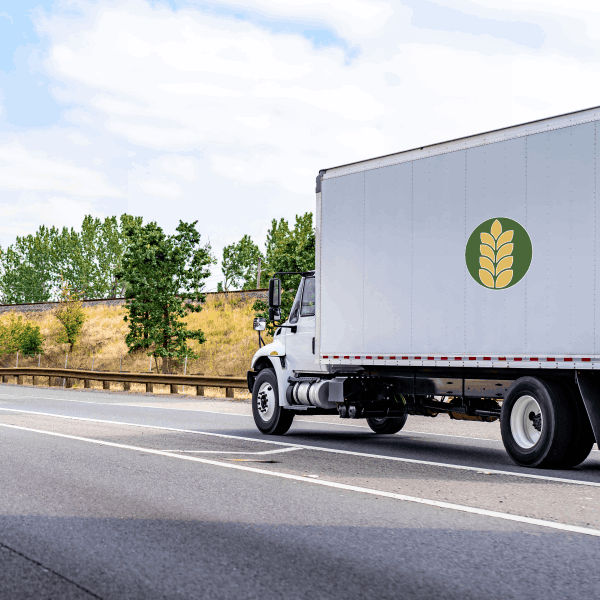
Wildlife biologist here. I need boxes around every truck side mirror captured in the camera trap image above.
[269,307,281,322]
[253,317,267,331]
[268,278,281,309]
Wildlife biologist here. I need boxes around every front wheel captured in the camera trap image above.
[366,414,407,434]
[252,369,294,435]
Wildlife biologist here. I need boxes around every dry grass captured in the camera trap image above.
[0,295,265,378]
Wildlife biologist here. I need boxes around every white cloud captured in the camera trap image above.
[207,0,396,39]
[0,140,121,197]
[3,0,600,290]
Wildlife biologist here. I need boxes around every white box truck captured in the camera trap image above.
[248,106,600,469]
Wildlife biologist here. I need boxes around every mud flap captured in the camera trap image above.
[575,371,600,445]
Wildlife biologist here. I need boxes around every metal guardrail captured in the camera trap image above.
[0,367,248,397]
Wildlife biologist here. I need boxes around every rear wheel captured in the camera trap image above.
[366,414,407,434]
[501,377,589,468]
[252,369,294,435]
[559,381,595,467]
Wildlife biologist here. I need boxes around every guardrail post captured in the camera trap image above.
[84,379,91,389]
[2,375,7,383]
[196,385,204,396]
[103,381,110,390]
[32,375,38,386]
[170,384,178,394]
[146,383,153,393]
[17,375,23,385]
[226,387,234,398]
[65,378,73,389]
[123,381,131,391]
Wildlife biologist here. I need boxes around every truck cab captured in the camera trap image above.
[248,272,338,435]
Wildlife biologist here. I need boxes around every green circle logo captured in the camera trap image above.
[465,217,532,289]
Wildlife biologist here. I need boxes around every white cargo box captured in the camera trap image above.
[317,107,600,370]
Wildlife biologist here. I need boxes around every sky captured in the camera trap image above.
[2,0,600,289]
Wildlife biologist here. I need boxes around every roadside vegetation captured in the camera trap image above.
[0,210,315,379]
[0,293,258,377]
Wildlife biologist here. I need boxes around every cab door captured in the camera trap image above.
[283,277,320,373]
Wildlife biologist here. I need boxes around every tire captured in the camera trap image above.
[558,381,595,467]
[252,369,294,435]
[500,377,582,468]
[366,414,407,434]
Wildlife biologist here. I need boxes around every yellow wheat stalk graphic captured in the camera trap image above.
[479,219,514,289]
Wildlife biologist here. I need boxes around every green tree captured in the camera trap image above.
[0,214,143,303]
[119,220,213,373]
[221,234,263,290]
[51,214,143,299]
[254,212,315,327]
[55,281,86,352]
[0,226,55,303]
[0,316,44,356]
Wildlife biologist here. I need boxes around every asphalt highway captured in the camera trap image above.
[0,384,599,599]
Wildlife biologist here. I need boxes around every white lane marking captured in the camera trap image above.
[1,422,599,538]
[300,418,503,443]
[1,390,593,449]
[0,406,599,488]
[0,392,548,445]
[159,447,301,455]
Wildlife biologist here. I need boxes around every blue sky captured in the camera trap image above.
[1,0,599,289]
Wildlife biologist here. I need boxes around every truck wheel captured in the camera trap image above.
[252,369,294,435]
[501,377,578,468]
[366,415,407,434]
[558,382,595,468]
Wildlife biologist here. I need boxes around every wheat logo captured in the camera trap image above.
[465,217,532,290]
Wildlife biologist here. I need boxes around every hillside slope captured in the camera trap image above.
[0,295,262,377]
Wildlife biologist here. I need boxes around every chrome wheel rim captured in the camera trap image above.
[510,394,543,449]
[256,381,276,422]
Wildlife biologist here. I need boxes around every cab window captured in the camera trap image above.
[288,280,304,324]
[300,277,315,317]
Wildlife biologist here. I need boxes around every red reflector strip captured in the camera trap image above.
[377,356,384,360]
[546,357,555,362]
[354,356,360,359]
[454,356,462,361]
[483,356,491,361]
[333,355,339,359]
[440,356,448,360]
[498,357,507,361]
[402,356,408,360]
[530,357,539,362]
[366,355,373,359]
[468,356,476,361]
[323,355,329,359]
[582,358,591,362]
[427,356,434,360]
[414,356,421,360]
[390,356,396,360]
[513,357,523,361]
[343,356,350,359]
[564,358,573,362]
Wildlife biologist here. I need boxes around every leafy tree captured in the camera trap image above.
[55,281,86,352]
[119,220,213,373]
[0,226,55,303]
[221,234,263,290]
[254,212,315,328]
[0,316,44,356]
[0,214,143,303]
[19,322,44,356]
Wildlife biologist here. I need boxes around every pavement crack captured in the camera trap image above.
[0,540,103,599]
